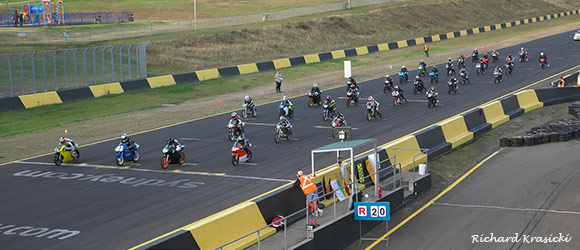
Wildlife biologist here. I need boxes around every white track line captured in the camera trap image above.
[14,161,292,183]
[433,202,580,216]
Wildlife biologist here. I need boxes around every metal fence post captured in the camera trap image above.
[102,46,106,83]
[135,44,140,78]
[110,45,115,81]
[8,53,14,97]
[53,51,57,90]
[128,44,133,79]
[119,45,124,81]
[83,47,88,86]
[73,48,79,87]
[63,50,68,88]
[42,51,47,92]
[142,43,148,78]
[92,47,97,85]
[19,53,24,95]
[31,52,37,93]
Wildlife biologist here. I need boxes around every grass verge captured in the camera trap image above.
[1,14,579,139]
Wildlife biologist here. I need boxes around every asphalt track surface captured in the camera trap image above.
[1,29,579,249]
[361,140,580,250]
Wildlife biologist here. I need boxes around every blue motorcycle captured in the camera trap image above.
[399,71,408,84]
[115,143,140,166]
[430,72,439,84]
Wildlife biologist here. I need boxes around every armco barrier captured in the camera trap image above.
[3,10,580,113]
[141,87,580,249]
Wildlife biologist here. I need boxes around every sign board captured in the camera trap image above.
[354,202,390,221]
[330,179,346,201]
[344,60,352,78]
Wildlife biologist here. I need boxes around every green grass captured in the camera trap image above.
[1,11,580,138]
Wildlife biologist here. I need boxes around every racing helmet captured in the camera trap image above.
[402,65,406,69]
[282,96,288,101]
[368,96,373,101]
[394,85,399,89]
[313,83,318,88]
[231,112,238,119]
[279,116,285,121]
[521,47,524,51]
[386,74,390,78]
[540,52,544,56]
[121,133,128,143]
[350,83,355,88]
[326,95,331,101]
[167,137,174,144]
[416,75,420,79]
[59,137,65,143]
[448,58,452,62]
[430,86,435,91]
[244,95,250,102]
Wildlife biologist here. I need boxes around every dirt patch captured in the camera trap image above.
[1,20,579,163]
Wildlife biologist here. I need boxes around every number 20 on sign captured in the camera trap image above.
[354,202,390,221]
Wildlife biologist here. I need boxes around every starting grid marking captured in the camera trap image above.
[13,161,292,183]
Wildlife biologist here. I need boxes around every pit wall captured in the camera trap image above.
[138,87,580,250]
[3,10,579,113]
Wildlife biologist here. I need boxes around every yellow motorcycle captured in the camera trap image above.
[54,144,80,166]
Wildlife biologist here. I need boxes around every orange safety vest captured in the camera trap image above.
[424,44,429,52]
[275,73,281,82]
[298,174,317,195]
[558,79,565,88]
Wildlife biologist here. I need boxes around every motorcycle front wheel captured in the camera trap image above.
[242,109,248,119]
[72,150,80,163]
[132,150,140,162]
[367,111,371,121]
[54,153,63,166]
[323,111,329,121]
[232,155,239,166]
[308,98,313,107]
[229,131,235,141]
[116,155,124,166]
[275,132,281,143]
[161,155,170,169]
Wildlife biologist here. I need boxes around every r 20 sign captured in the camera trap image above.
[354,202,390,221]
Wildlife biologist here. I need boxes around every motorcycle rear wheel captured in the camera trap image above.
[132,150,140,162]
[287,131,292,140]
[252,108,258,117]
[179,153,186,165]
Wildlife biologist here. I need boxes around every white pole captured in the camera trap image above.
[194,0,197,31]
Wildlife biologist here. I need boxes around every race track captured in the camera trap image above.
[1,29,579,249]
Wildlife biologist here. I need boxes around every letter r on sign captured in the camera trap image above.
[358,206,367,217]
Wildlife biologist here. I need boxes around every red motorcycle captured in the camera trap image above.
[231,141,252,166]
[392,90,407,106]
[383,78,394,93]
[540,58,547,69]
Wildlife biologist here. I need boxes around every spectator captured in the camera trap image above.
[275,70,283,93]
[13,10,19,27]
[557,77,565,88]
[424,44,429,57]
[294,171,323,224]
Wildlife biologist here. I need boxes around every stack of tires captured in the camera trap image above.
[569,104,580,118]
[499,118,580,147]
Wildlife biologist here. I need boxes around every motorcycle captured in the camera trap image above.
[519,51,528,62]
[427,91,438,108]
[241,102,257,119]
[274,124,292,143]
[227,119,245,141]
[540,58,547,68]
[446,64,455,76]
[418,64,427,77]
[413,80,426,94]
[459,72,470,84]
[471,52,478,63]
[346,88,359,107]
[54,143,80,166]
[308,90,322,107]
[383,79,394,93]
[279,102,294,118]
[494,70,502,84]
[161,144,185,169]
[505,62,513,75]
[392,90,407,106]
[492,53,499,63]
[458,58,466,69]
[366,104,382,121]
[399,71,408,84]
[232,140,252,166]
[430,72,439,84]
[322,102,335,121]
[115,143,140,166]
[447,80,457,94]
[476,62,484,75]
[331,117,347,139]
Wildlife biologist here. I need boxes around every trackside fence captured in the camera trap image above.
[0,42,148,98]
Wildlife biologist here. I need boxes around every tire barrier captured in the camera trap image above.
[4,10,580,112]
[499,116,580,147]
